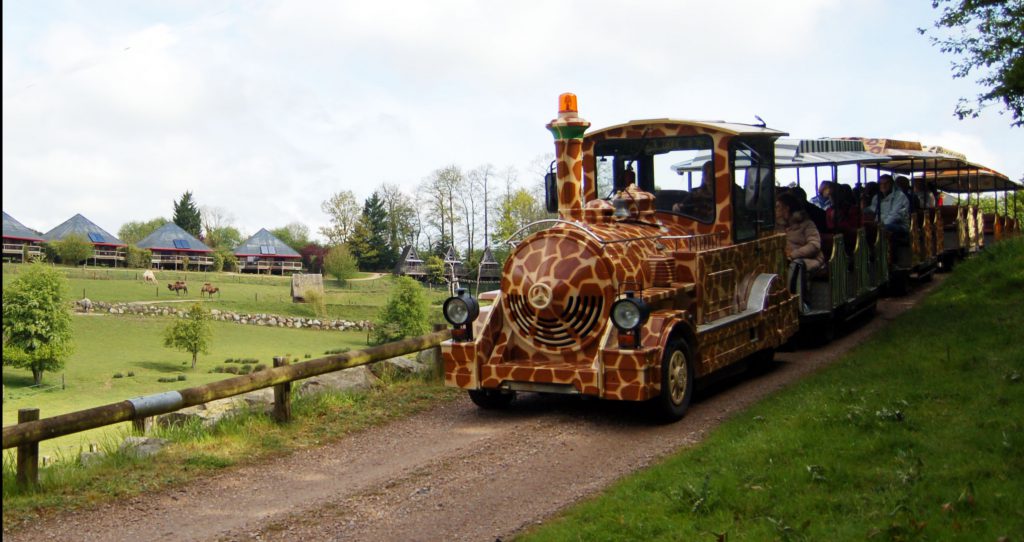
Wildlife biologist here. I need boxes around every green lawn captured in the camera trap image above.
[2,315,374,458]
[522,238,1024,541]
[1,264,450,323]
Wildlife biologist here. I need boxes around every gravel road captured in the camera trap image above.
[4,278,941,542]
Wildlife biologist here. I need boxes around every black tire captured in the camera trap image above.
[652,340,695,422]
[749,346,778,372]
[468,389,516,409]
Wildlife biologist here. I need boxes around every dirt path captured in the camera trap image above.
[4,278,943,542]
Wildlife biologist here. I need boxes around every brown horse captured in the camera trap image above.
[201,283,219,298]
[167,281,188,296]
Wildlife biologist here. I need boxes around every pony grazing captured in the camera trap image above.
[167,281,188,296]
[142,270,156,283]
[201,283,220,298]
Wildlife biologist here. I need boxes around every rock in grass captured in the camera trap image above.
[120,436,168,458]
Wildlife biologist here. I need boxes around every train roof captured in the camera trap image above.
[587,119,787,139]
[670,138,890,172]
[919,167,1021,193]
[845,137,968,171]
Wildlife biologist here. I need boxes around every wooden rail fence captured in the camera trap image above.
[3,326,451,488]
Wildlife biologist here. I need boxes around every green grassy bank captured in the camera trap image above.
[523,238,1024,541]
[2,378,460,528]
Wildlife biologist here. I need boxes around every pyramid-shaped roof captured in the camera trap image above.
[3,211,45,242]
[136,222,212,253]
[443,246,462,263]
[479,246,498,265]
[234,228,301,258]
[43,213,124,246]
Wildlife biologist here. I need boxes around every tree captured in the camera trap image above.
[119,217,168,244]
[205,226,243,250]
[299,242,327,274]
[200,206,241,249]
[271,222,311,252]
[173,191,203,238]
[379,183,417,261]
[52,234,95,265]
[323,244,359,284]
[163,303,212,369]
[349,192,391,270]
[495,188,548,241]
[2,263,74,385]
[320,190,360,245]
[424,255,446,284]
[372,276,429,344]
[920,0,1024,126]
[419,165,464,254]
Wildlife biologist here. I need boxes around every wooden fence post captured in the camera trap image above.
[273,357,291,423]
[17,408,40,489]
[131,417,150,435]
[432,323,447,381]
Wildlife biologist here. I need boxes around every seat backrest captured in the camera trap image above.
[939,205,959,223]
[820,232,835,262]
[655,190,689,212]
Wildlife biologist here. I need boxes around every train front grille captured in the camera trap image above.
[507,294,604,348]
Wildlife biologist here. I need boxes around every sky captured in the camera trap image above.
[4,0,1022,242]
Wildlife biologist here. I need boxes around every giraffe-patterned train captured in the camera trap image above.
[441,93,800,420]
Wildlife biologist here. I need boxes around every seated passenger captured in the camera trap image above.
[672,161,714,221]
[912,179,936,209]
[776,192,825,273]
[861,181,880,215]
[827,184,861,255]
[876,174,910,236]
[810,181,834,210]
[789,186,828,233]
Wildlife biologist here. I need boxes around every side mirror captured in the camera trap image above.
[544,168,558,214]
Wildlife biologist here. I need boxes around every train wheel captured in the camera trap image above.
[653,340,695,421]
[468,389,516,409]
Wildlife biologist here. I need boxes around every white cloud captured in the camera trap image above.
[2,0,1021,243]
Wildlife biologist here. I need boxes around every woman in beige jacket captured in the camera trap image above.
[776,191,825,273]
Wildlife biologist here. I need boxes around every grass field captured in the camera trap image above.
[2,315,375,458]
[522,238,1024,541]
[1,264,451,322]
[1,263,453,458]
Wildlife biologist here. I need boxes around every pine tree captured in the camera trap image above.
[349,192,392,270]
[173,191,203,238]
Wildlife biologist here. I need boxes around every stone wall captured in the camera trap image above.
[75,300,373,332]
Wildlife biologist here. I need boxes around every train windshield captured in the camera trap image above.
[594,135,716,223]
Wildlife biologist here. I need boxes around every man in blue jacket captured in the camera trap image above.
[876,174,909,235]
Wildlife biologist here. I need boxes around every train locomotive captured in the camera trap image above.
[441,93,800,420]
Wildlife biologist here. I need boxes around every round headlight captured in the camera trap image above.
[444,297,471,325]
[611,299,642,330]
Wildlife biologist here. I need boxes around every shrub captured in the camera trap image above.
[224,366,239,374]
[323,244,358,284]
[127,371,135,377]
[253,364,267,372]
[177,374,186,381]
[304,353,312,359]
[212,366,225,373]
[239,365,252,375]
[52,234,94,266]
[113,372,124,379]
[372,276,429,344]
[125,245,152,269]
[324,347,350,355]
[303,288,328,318]
[224,358,234,363]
